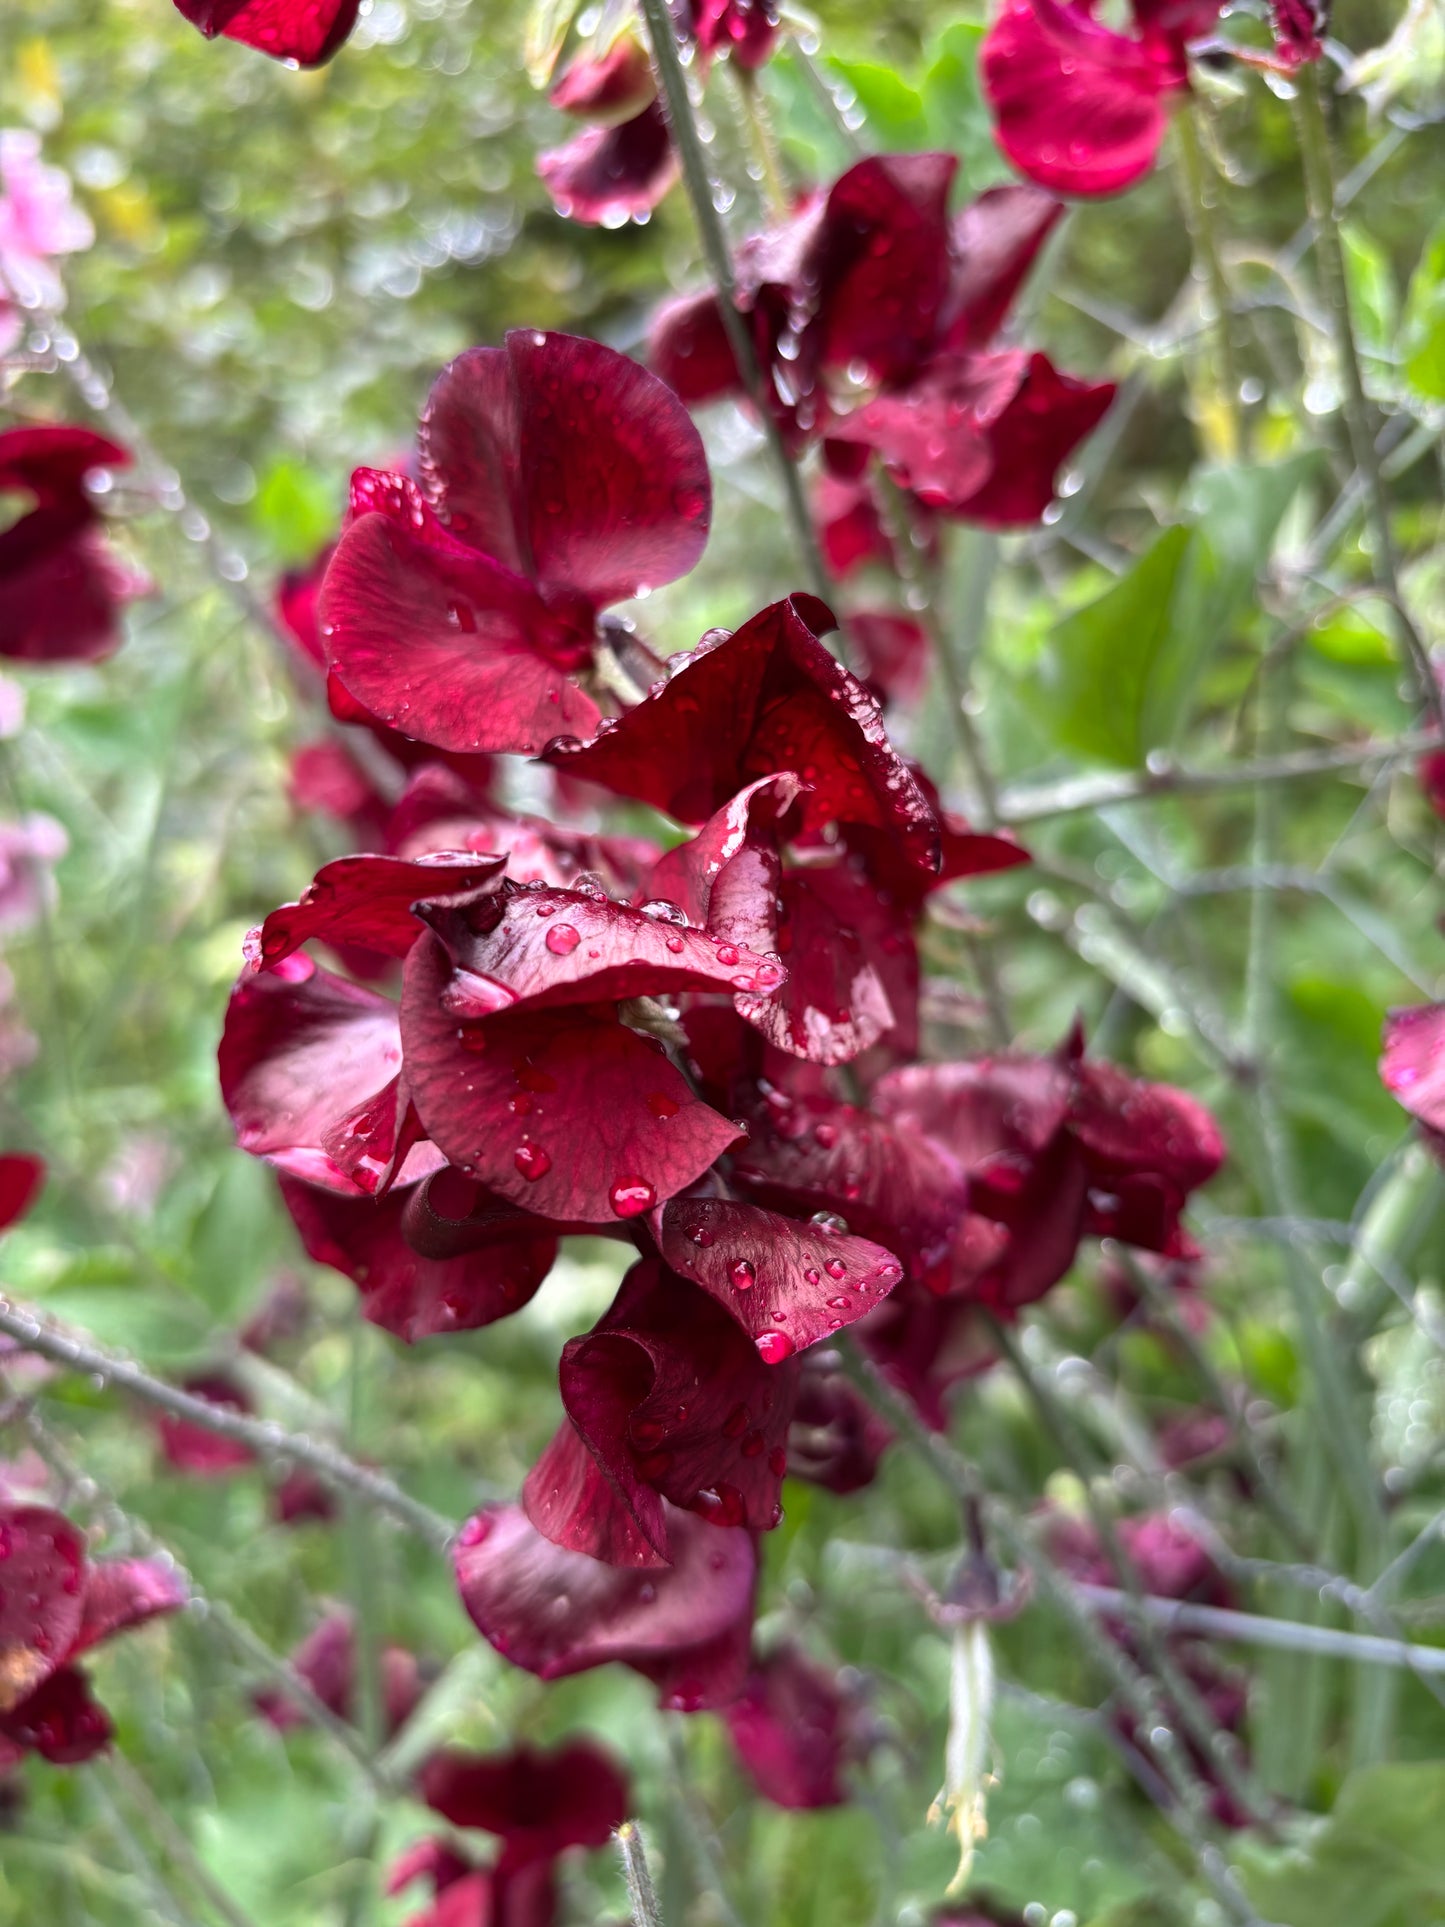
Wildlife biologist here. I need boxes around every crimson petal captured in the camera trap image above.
[537,103,679,229]
[654,1195,903,1353]
[402,934,742,1221]
[418,1741,629,1868]
[0,1664,112,1764]
[810,154,958,384]
[171,0,360,64]
[945,185,1065,352]
[646,774,801,957]
[0,1153,44,1230]
[453,1501,755,1709]
[0,1505,86,1713]
[724,1645,853,1808]
[248,852,507,970]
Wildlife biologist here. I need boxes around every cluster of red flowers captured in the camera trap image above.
[217,329,1225,1725]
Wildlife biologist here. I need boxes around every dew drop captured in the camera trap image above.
[646,1091,680,1120]
[610,1176,657,1218]
[514,1141,552,1181]
[755,1330,795,1364]
[824,1256,847,1280]
[729,1259,756,1291]
[545,923,580,955]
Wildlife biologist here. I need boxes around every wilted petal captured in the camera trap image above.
[654,1195,903,1354]
[418,1740,629,1867]
[724,1645,855,1807]
[453,1501,755,1709]
[538,103,679,228]
[402,934,742,1221]
[0,1505,86,1713]
[525,1259,798,1561]
[170,0,360,64]
[279,1173,557,1342]
[248,852,507,971]
[981,0,1172,197]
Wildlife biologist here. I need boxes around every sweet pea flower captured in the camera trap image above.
[256,1608,423,1735]
[171,0,361,67]
[537,41,675,229]
[723,1645,862,1807]
[0,1502,186,1767]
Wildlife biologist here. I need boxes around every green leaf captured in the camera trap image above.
[1241,1762,1445,1927]
[1401,216,1445,402]
[250,457,338,567]
[920,22,1011,185]
[826,58,929,149]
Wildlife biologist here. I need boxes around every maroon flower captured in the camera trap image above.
[848,610,931,708]
[524,1258,799,1564]
[981,0,1223,198]
[689,0,779,68]
[724,1644,858,1807]
[256,1608,422,1735]
[0,425,145,665]
[786,1355,892,1492]
[287,740,390,847]
[155,1374,256,1477]
[245,850,506,972]
[453,1500,756,1709]
[538,102,678,228]
[418,1739,628,1869]
[0,1502,185,1768]
[171,0,360,66]
[320,333,711,756]
[0,1153,43,1230]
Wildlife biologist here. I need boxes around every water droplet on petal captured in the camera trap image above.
[729,1259,756,1291]
[610,1177,656,1218]
[545,923,580,955]
[755,1330,795,1364]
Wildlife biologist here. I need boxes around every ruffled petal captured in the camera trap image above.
[418,1740,629,1867]
[248,852,507,971]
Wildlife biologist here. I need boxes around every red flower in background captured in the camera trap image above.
[0,426,146,664]
[320,332,711,756]
[0,1152,44,1230]
[154,1373,257,1477]
[171,0,360,66]
[723,1644,862,1807]
[256,1608,422,1735]
[0,1502,185,1767]
[538,45,677,231]
[981,0,1224,197]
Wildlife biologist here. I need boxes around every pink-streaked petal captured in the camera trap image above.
[401,935,743,1221]
[279,1173,557,1342]
[724,1645,854,1807]
[171,0,360,65]
[538,104,679,228]
[654,1195,903,1352]
[504,329,709,610]
[453,1501,756,1708]
[321,501,600,759]
[0,1505,86,1712]
[248,852,507,971]
[0,1154,44,1231]
[418,1740,629,1865]
[981,0,1169,198]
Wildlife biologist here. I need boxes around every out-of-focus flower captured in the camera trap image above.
[0,1151,43,1230]
[153,1373,256,1477]
[171,0,361,67]
[1380,1001,1445,1160]
[256,1608,422,1735]
[0,1501,185,1767]
[0,132,93,354]
[0,426,146,664]
[0,813,65,935]
[724,1644,862,1807]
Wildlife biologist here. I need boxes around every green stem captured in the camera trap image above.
[1174,106,1243,459]
[637,0,834,610]
[1293,66,1443,730]
[615,1821,665,1927]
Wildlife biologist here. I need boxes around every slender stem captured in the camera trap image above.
[1293,67,1442,729]
[793,45,864,157]
[0,1296,454,1551]
[345,1329,386,1755]
[636,0,834,610]
[1075,1587,1445,1674]
[1173,106,1243,459]
[105,1755,261,1927]
[89,1773,204,1927]
[615,1821,665,1927]
[995,726,1444,825]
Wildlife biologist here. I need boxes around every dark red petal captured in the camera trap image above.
[981,0,1169,198]
[733,1093,968,1279]
[418,1740,629,1866]
[857,1277,997,1430]
[279,1174,556,1342]
[691,0,778,68]
[402,934,742,1221]
[786,1356,891,1492]
[417,349,527,575]
[1382,1003,1445,1131]
[645,773,801,955]
[1068,1059,1225,1190]
[814,472,895,580]
[537,103,679,228]
[258,1610,422,1735]
[0,523,137,665]
[321,504,600,759]
[0,1153,44,1230]
[648,291,743,406]
[724,1645,852,1807]
[170,0,360,64]
[71,1559,187,1658]
[547,596,940,874]
[812,154,958,384]
[453,1501,755,1708]
[387,1837,475,1899]
[0,1663,112,1763]
[549,37,657,119]
[846,611,931,708]
[503,329,710,612]
[654,1195,903,1352]
[288,740,390,843]
[737,863,914,1065]
[248,852,507,971]
[220,959,438,1195]
[1268,0,1325,65]
[950,351,1117,526]
[156,1374,256,1476]
[417,878,785,1013]
[0,1505,86,1713]
[0,426,130,502]
[276,548,331,673]
[940,1140,1089,1312]
[526,1259,798,1559]
[944,185,1065,352]
[874,1054,1074,1203]
[524,1420,663,1568]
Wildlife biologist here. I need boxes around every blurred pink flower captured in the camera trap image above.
[0,131,93,354]
[0,813,67,935]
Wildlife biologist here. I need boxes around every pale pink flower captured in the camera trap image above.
[0,130,94,352]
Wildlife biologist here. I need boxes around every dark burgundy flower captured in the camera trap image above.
[547,595,941,877]
[0,425,144,665]
[786,1355,892,1492]
[453,1500,756,1709]
[272,1466,336,1525]
[279,1169,559,1342]
[523,1258,799,1564]
[389,1840,556,1927]
[155,1374,256,1477]
[171,0,360,65]
[653,1195,903,1355]
[538,102,678,227]
[256,1608,422,1735]
[981,0,1223,198]
[690,0,779,68]
[321,333,711,756]
[724,1644,857,1807]
[0,1153,43,1230]
[0,1503,185,1769]
[419,1738,628,1868]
